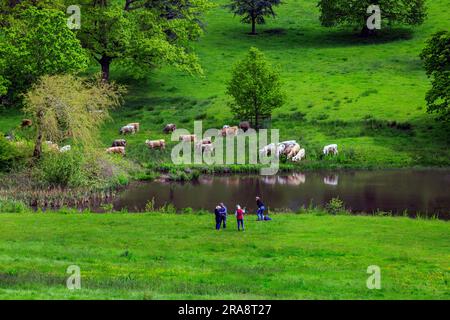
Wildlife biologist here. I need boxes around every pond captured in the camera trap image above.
[112,170,450,219]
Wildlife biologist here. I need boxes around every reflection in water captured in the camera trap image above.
[324,175,338,186]
[114,170,450,219]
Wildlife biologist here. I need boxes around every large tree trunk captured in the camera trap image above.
[100,56,112,82]
[33,111,44,159]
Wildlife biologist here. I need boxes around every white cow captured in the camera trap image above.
[323,144,338,155]
[59,145,71,153]
[292,148,306,162]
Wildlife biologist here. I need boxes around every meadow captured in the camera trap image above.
[0,212,448,299]
[1,0,450,170]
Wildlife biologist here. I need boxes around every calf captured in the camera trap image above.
[323,144,338,156]
[146,139,166,150]
[106,146,125,155]
[179,134,197,142]
[112,139,127,147]
[120,125,135,135]
[163,124,176,134]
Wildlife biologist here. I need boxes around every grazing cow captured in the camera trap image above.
[120,125,136,135]
[21,119,33,128]
[292,148,306,162]
[59,145,71,153]
[45,141,59,151]
[106,146,125,155]
[195,142,214,155]
[127,123,140,132]
[145,139,166,150]
[112,139,127,147]
[221,126,239,137]
[259,143,277,157]
[286,143,301,159]
[163,123,176,134]
[179,134,196,142]
[323,144,338,156]
[239,121,250,132]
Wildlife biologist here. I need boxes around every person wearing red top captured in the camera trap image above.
[235,205,245,231]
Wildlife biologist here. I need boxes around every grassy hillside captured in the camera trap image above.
[0,213,448,299]
[1,0,450,169]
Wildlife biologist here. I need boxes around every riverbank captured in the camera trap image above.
[0,212,448,299]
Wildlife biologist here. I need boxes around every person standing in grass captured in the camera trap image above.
[214,205,223,230]
[220,203,227,229]
[235,205,245,231]
[256,196,265,221]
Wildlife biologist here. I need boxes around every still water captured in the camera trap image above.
[113,170,450,219]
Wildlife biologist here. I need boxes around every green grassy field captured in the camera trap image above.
[1,0,450,169]
[0,213,448,299]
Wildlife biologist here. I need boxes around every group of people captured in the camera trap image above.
[214,196,270,231]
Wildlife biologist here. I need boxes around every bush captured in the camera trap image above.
[0,135,30,172]
[0,197,29,213]
[34,151,84,187]
[325,197,348,215]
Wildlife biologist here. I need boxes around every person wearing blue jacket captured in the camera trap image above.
[219,203,227,229]
[256,196,265,221]
[214,206,222,230]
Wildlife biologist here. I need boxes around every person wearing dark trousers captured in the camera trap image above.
[214,206,222,230]
[219,203,227,229]
[256,196,265,221]
[235,205,245,231]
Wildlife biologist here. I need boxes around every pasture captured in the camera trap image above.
[1,0,450,169]
[0,212,448,299]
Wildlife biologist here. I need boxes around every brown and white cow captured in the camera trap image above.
[127,123,140,132]
[145,139,166,149]
[220,126,239,137]
[179,134,197,142]
[163,123,176,134]
[120,125,136,135]
[112,139,127,147]
[106,146,126,155]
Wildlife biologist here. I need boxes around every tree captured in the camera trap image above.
[23,74,124,158]
[226,0,283,35]
[74,0,212,82]
[0,6,87,102]
[317,0,426,36]
[226,47,285,128]
[420,31,450,121]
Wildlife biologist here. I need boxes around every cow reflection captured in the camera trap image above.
[324,175,338,186]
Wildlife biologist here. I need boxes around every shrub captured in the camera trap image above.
[34,150,84,187]
[325,197,347,215]
[0,197,29,213]
[0,135,30,172]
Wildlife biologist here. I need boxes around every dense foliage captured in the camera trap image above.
[226,47,285,128]
[74,0,212,81]
[317,0,427,35]
[420,31,450,121]
[23,74,124,158]
[0,6,87,102]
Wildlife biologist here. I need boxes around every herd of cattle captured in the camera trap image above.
[106,121,339,162]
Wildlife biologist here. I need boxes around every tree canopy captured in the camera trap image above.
[0,6,87,102]
[317,0,426,35]
[226,47,285,128]
[420,31,450,121]
[226,0,283,35]
[23,74,124,158]
[74,0,212,82]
